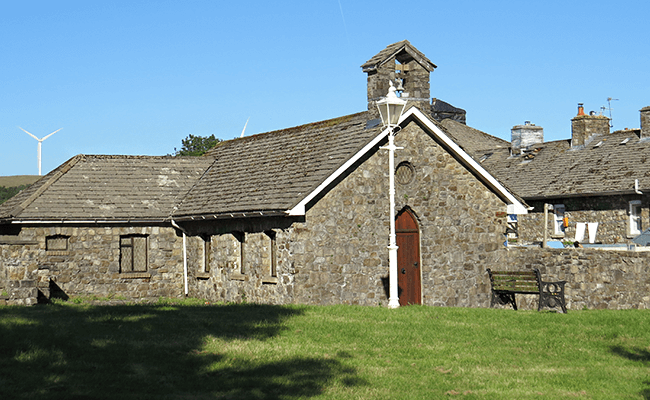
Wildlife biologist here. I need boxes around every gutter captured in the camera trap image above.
[172,210,287,222]
[524,188,645,201]
[6,218,168,224]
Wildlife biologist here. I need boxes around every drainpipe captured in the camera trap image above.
[170,219,188,296]
[635,179,643,195]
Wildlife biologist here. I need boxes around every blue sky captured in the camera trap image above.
[2,1,649,176]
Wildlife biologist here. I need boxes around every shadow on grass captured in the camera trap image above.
[0,303,364,400]
[611,345,650,400]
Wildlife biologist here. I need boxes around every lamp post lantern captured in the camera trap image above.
[377,81,407,309]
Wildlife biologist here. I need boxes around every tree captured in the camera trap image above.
[174,134,222,156]
[0,185,29,204]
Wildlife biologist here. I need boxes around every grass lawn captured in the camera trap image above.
[1,299,649,399]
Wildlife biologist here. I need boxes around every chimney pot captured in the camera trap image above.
[578,103,585,116]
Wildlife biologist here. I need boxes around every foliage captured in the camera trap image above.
[0,303,649,399]
[0,185,29,205]
[174,134,221,156]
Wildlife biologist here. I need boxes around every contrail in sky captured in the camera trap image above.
[338,0,351,46]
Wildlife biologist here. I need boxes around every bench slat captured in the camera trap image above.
[487,268,567,312]
[489,271,536,276]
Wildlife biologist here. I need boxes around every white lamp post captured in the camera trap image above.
[377,81,407,309]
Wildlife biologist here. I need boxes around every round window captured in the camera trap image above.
[395,161,415,185]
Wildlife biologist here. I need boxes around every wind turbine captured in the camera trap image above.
[240,117,250,138]
[19,127,61,175]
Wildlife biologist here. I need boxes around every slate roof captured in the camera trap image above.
[173,112,382,219]
[474,129,650,199]
[438,119,510,154]
[0,155,213,222]
[0,109,530,223]
[361,40,437,72]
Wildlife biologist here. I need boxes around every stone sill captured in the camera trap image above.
[0,237,38,245]
[195,272,211,280]
[550,235,565,239]
[47,250,70,256]
[230,273,246,281]
[119,272,151,279]
[262,276,278,284]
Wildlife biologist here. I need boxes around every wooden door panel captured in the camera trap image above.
[396,210,421,306]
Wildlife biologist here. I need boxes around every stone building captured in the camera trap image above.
[3,40,650,311]
[474,104,650,245]
[0,40,528,306]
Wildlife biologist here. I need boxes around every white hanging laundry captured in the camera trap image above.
[587,222,599,244]
[575,222,586,242]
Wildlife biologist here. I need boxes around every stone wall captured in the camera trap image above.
[179,120,510,307]
[519,194,649,244]
[188,231,295,305]
[500,246,650,310]
[0,225,186,304]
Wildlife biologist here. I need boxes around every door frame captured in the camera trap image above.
[396,207,422,305]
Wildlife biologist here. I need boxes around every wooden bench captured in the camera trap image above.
[486,268,567,313]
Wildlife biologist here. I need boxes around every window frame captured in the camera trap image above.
[202,235,211,273]
[553,204,565,236]
[46,234,69,251]
[233,231,245,275]
[119,234,148,273]
[266,230,277,278]
[629,200,642,236]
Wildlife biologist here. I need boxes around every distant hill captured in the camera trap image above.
[0,175,41,188]
[0,175,41,204]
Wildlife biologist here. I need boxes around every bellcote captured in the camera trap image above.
[361,40,436,118]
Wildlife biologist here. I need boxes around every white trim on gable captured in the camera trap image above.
[286,108,528,216]
[286,127,390,216]
[402,107,528,214]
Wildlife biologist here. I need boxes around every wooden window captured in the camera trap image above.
[46,235,68,251]
[233,232,245,274]
[120,235,148,272]
[630,200,642,236]
[202,235,211,273]
[266,230,277,278]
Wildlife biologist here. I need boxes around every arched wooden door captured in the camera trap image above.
[396,209,421,305]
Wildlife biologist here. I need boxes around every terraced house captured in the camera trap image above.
[2,41,649,310]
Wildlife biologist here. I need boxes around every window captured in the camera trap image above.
[553,204,565,236]
[233,232,245,274]
[120,235,148,272]
[202,235,211,273]
[46,235,69,251]
[395,161,415,185]
[265,230,277,278]
[630,200,642,236]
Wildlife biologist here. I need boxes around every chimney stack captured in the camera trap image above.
[511,121,544,154]
[571,103,610,148]
[641,106,650,139]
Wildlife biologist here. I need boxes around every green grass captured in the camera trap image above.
[1,300,649,399]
